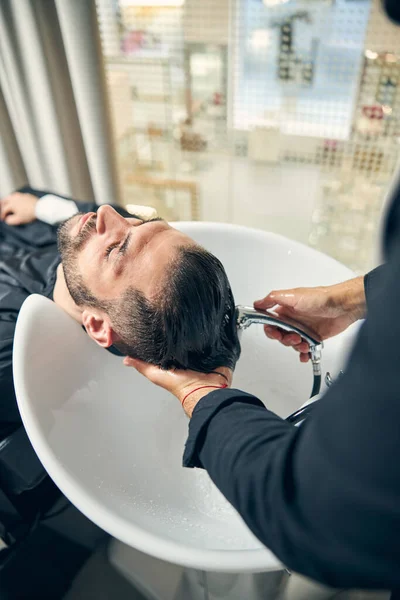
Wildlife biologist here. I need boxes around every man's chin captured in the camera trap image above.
[57,212,82,254]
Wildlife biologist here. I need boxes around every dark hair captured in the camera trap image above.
[103,246,241,371]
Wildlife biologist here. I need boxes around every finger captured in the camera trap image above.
[264,324,310,353]
[123,356,137,367]
[292,341,310,354]
[299,353,310,363]
[254,293,279,311]
[272,305,294,318]
[2,193,20,200]
[280,333,303,347]
[123,356,155,376]
[264,325,283,341]
[211,366,233,386]
[4,214,21,226]
[255,289,298,311]
[123,356,172,385]
[212,370,229,382]
[0,199,10,220]
[123,356,148,371]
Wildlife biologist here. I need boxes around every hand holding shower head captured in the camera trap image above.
[236,306,323,403]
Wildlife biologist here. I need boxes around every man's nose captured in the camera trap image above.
[96,205,127,236]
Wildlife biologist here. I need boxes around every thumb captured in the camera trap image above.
[254,289,297,311]
[123,356,161,382]
[4,214,21,226]
[123,356,147,373]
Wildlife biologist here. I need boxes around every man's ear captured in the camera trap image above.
[82,310,115,348]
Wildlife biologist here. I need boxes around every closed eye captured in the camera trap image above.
[105,242,119,259]
[118,232,132,256]
[105,232,132,261]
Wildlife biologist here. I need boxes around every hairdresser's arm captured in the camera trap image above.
[363,264,387,305]
[128,258,400,590]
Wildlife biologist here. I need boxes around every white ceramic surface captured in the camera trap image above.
[14,223,357,573]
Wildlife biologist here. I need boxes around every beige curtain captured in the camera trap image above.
[0,0,119,204]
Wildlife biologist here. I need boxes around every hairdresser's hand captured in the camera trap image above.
[254,276,365,363]
[0,192,38,225]
[124,357,232,418]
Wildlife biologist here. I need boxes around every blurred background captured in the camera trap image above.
[2,0,400,274]
[98,0,400,273]
[0,2,399,597]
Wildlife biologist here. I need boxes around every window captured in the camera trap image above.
[97,0,400,272]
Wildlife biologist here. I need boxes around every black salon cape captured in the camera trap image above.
[0,187,130,426]
[183,181,400,592]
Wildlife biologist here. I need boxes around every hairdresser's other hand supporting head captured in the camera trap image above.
[124,357,232,418]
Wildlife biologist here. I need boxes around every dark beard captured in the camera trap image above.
[57,212,97,259]
[57,213,98,307]
[57,212,165,307]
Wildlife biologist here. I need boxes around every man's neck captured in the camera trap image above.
[53,264,83,323]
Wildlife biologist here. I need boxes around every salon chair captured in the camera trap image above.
[0,423,62,566]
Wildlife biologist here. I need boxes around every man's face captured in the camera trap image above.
[58,205,193,303]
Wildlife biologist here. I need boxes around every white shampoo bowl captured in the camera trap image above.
[13,224,357,573]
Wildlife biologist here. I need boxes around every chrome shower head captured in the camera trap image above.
[236,306,321,352]
[236,305,323,400]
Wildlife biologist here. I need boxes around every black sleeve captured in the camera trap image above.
[184,258,400,590]
[364,265,386,307]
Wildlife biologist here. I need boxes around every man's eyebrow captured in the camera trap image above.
[139,217,164,225]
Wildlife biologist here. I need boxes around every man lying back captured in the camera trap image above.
[0,188,240,425]
[57,204,241,370]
